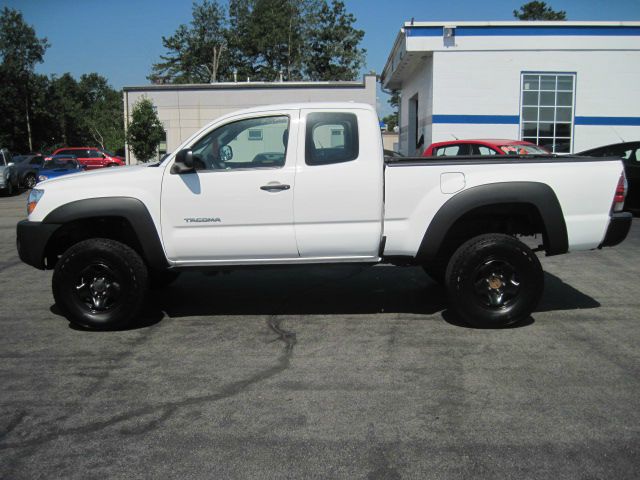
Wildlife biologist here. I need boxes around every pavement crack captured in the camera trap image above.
[0,411,27,440]
[0,322,295,450]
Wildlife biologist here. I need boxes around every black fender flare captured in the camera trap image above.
[43,197,168,269]
[415,182,568,263]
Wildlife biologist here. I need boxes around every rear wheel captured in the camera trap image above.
[52,238,148,329]
[445,233,543,328]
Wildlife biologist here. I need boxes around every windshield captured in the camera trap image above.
[103,150,116,157]
[44,158,78,169]
[500,144,549,155]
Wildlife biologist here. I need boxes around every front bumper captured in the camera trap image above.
[599,212,632,248]
[16,220,61,269]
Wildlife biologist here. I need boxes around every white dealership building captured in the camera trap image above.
[381,21,640,155]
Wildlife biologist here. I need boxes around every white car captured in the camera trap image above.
[17,103,631,330]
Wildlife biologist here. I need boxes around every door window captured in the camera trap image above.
[305,112,359,165]
[191,115,289,170]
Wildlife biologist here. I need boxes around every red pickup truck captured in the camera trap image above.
[46,147,125,169]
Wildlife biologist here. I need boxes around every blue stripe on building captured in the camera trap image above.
[575,117,640,126]
[406,26,640,37]
[432,115,640,126]
[432,115,519,124]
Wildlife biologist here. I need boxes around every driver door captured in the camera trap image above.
[161,110,299,264]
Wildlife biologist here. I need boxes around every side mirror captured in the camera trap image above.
[7,162,14,167]
[219,145,233,162]
[171,149,194,174]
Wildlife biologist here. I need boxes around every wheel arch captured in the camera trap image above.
[42,197,168,270]
[415,182,568,264]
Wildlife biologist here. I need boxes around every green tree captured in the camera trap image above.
[305,0,365,81]
[382,90,400,132]
[0,7,49,151]
[48,73,83,146]
[151,0,366,83]
[513,1,567,20]
[126,98,165,162]
[77,73,125,153]
[149,0,228,83]
[382,114,397,132]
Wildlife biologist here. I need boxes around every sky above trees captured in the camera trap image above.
[2,0,637,90]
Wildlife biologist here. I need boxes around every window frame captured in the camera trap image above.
[304,112,359,166]
[519,72,576,154]
[188,114,291,172]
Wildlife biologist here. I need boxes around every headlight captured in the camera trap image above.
[38,175,48,182]
[27,189,44,215]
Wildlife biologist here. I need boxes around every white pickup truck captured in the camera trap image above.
[17,103,631,330]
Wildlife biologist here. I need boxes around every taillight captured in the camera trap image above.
[612,172,628,212]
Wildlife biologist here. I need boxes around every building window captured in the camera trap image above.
[520,73,575,153]
[248,129,263,141]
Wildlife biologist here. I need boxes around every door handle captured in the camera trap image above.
[260,183,290,192]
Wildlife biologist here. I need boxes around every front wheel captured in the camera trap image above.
[52,238,148,329]
[445,234,543,328]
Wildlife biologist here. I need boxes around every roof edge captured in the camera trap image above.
[124,74,376,92]
[404,21,640,27]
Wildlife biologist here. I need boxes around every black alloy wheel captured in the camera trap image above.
[445,233,544,328]
[52,238,148,329]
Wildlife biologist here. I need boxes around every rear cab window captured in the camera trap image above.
[305,112,359,165]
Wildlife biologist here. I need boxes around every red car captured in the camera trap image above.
[46,147,125,169]
[423,139,549,157]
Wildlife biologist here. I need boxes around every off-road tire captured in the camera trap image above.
[445,233,544,328]
[52,238,148,329]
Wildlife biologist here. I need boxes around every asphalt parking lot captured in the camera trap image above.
[1,190,639,479]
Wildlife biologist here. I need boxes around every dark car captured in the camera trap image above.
[12,154,45,189]
[37,155,85,183]
[578,141,640,214]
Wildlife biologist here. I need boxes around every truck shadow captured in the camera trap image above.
[142,266,599,327]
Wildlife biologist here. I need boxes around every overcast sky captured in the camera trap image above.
[2,0,639,115]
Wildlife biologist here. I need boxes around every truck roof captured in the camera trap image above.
[221,102,376,117]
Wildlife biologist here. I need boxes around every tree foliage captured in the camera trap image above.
[513,2,567,20]
[382,90,400,132]
[0,7,49,151]
[126,98,165,162]
[0,7,125,154]
[150,0,228,84]
[150,0,366,83]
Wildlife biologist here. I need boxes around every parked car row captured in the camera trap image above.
[0,146,125,196]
